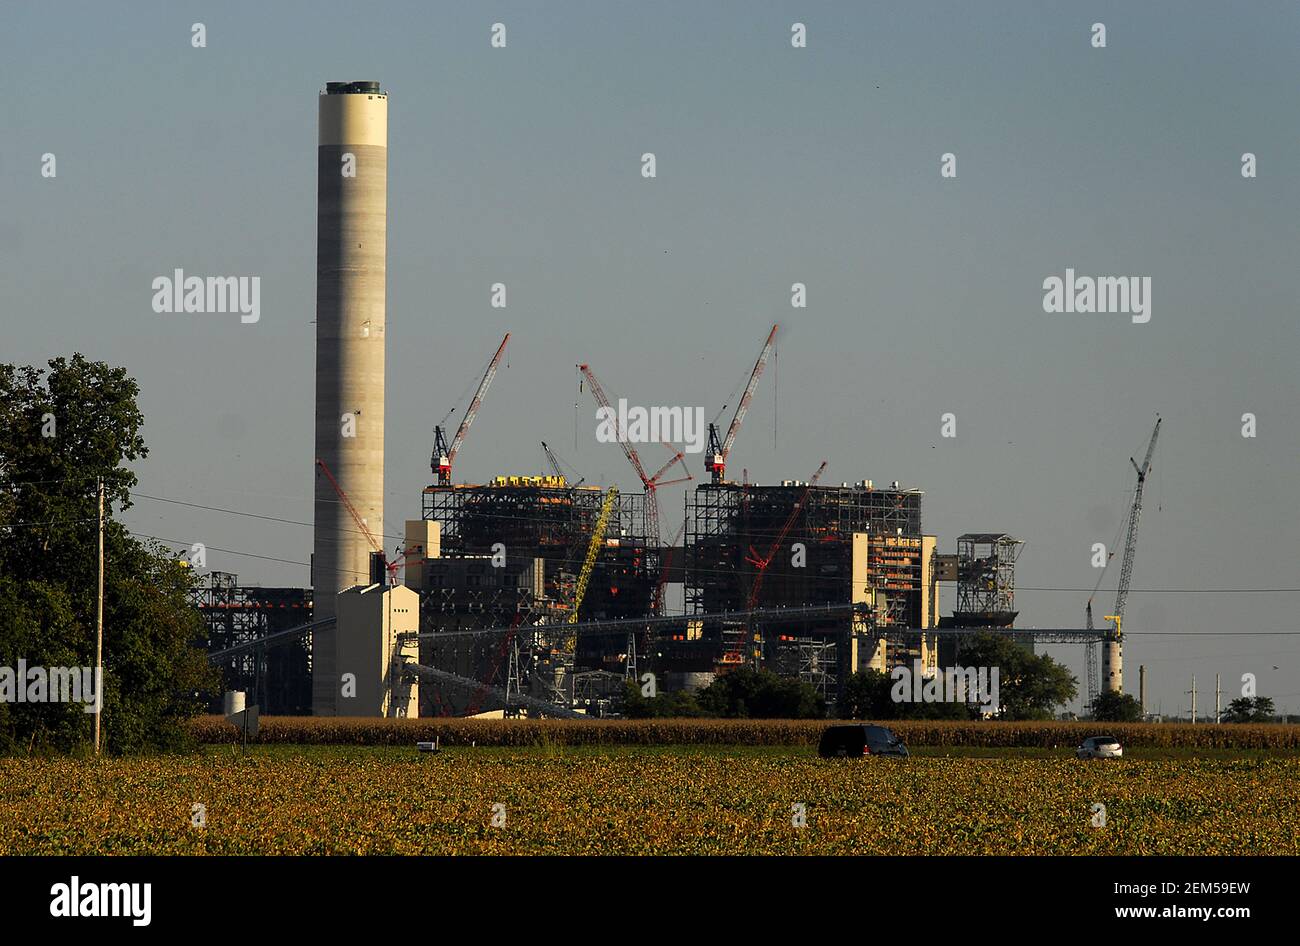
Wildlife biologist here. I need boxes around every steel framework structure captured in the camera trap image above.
[422,481,653,625]
[684,481,925,667]
[189,571,313,714]
[954,533,1023,620]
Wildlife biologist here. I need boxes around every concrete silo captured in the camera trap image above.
[313,81,388,715]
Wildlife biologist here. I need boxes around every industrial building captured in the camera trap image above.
[936,533,1025,668]
[190,572,313,715]
[191,80,1138,720]
[409,476,655,714]
[678,479,939,699]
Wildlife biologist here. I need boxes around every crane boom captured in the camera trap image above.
[721,461,826,667]
[449,333,510,467]
[541,441,584,486]
[316,456,404,585]
[541,441,564,478]
[1113,417,1161,621]
[1083,417,1160,703]
[745,461,827,607]
[575,362,692,560]
[576,364,651,485]
[707,324,778,483]
[315,458,380,554]
[569,487,618,625]
[433,333,510,484]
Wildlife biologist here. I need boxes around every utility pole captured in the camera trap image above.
[1188,675,1197,724]
[94,477,104,756]
[1215,673,1222,724]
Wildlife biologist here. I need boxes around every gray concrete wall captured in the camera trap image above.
[313,88,388,715]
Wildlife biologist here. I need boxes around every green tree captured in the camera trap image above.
[1089,690,1144,722]
[839,669,894,719]
[838,669,976,720]
[621,680,707,718]
[955,632,1077,720]
[1223,697,1275,723]
[0,356,217,753]
[697,667,825,719]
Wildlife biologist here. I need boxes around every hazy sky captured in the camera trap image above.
[4,1,1297,715]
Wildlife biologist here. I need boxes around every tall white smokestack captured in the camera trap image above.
[313,81,388,715]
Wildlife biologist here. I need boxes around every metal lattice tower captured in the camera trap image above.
[190,571,313,714]
[954,534,1023,618]
[1086,642,1099,704]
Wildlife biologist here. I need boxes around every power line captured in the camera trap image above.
[127,531,309,568]
[1019,586,1300,594]
[128,491,404,543]
[113,491,1300,595]
[10,486,1298,596]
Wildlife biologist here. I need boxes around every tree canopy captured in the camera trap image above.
[955,633,1077,720]
[838,669,974,720]
[0,355,216,753]
[1089,690,1144,722]
[623,668,826,719]
[1223,697,1275,723]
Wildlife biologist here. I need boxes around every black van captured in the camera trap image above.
[818,724,908,758]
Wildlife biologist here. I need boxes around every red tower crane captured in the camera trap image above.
[575,362,692,604]
[432,332,511,485]
[705,323,778,484]
[720,460,827,667]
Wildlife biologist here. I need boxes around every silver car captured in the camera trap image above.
[1076,735,1123,759]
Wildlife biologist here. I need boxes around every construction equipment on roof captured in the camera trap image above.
[542,440,584,486]
[432,332,511,485]
[706,324,778,484]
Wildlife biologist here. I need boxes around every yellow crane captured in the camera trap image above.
[569,487,618,627]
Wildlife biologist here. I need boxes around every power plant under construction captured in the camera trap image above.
[196,81,1157,719]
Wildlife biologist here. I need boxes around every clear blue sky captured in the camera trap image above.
[3,1,1297,715]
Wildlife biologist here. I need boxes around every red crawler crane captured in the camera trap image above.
[575,362,692,613]
[720,460,827,667]
[315,457,405,585]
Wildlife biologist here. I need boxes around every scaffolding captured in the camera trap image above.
[423,482,653,625]
[686,482,920,608]
[684,481,924,678]
[419,479,656,713]
[417,478,935,711]
[188,571,313,714]
[770,635,839,706]
[954,533,1023,623]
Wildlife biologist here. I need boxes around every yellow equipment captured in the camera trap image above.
[569,487,617,627]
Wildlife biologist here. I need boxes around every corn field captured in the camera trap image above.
[2,750,1296,854]
[189,715,1300,748]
